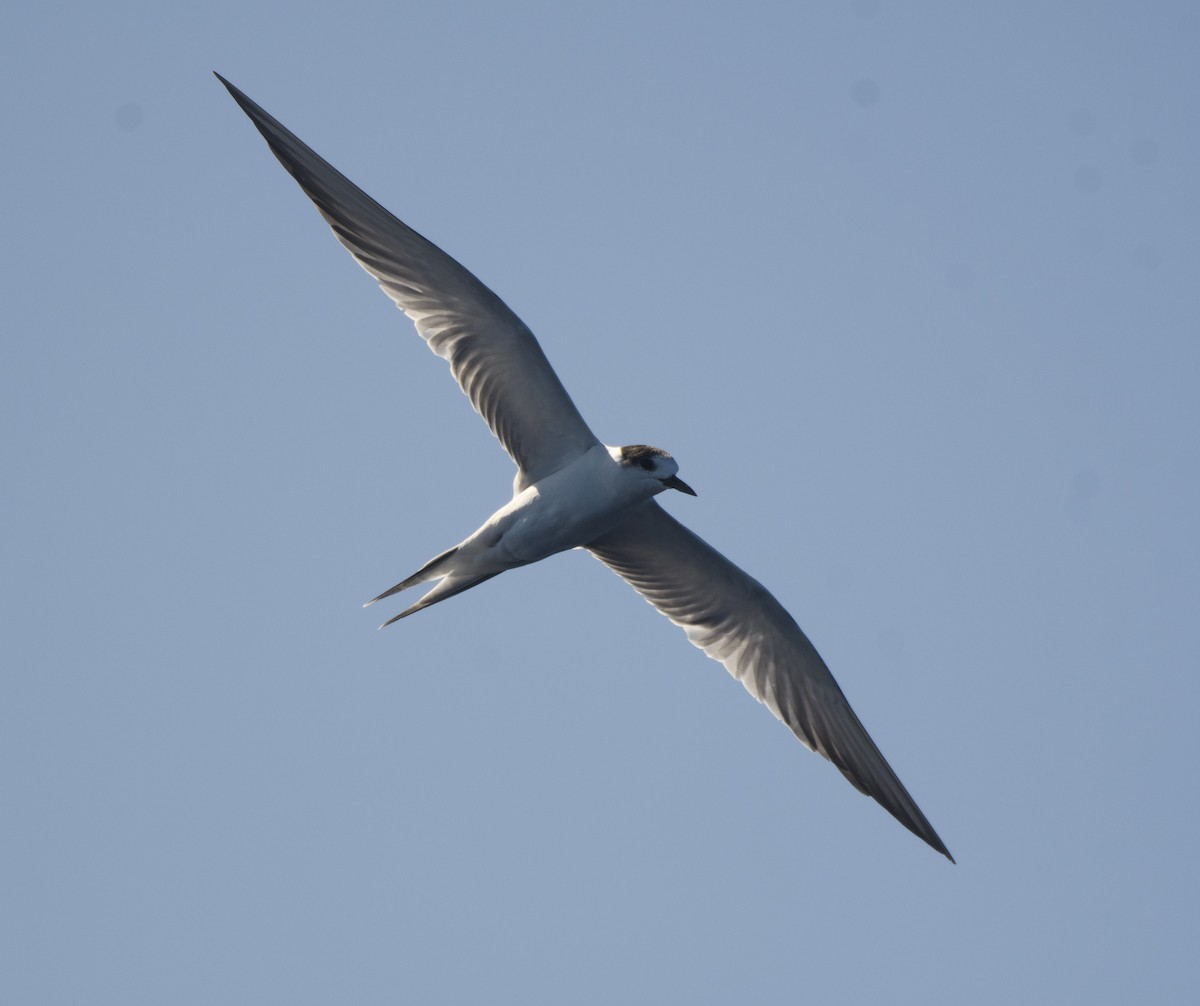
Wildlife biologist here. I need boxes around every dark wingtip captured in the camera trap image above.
[213,73,256,114]
[924,830,955,863]
[914,822,955,863]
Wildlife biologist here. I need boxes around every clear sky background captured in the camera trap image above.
[4,2,1198,1002]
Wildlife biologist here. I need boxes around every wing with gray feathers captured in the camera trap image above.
[216,74,600,483]
[587,501,953,861]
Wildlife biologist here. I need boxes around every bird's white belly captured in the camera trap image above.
[475,450,633,566]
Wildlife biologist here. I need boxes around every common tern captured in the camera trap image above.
[217,73,953,862]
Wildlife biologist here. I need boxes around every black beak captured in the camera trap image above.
[661,474,698,497]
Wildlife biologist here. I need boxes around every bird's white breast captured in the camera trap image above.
[478,445,648,566]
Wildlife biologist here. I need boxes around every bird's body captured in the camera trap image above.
[217,73,954,862]
[369,444,694,623]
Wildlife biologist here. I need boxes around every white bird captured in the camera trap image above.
[217,73,953,862]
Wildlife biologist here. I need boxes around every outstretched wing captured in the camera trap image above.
[587,501,953,861]
[217,74,600,484]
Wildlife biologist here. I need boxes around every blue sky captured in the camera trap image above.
[4,2,1199,1002]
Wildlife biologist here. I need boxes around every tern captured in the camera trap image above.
[217,73,953,862]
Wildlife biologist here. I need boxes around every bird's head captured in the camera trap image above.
[611,444,697,498]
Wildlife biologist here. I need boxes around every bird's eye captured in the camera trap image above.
[638,458,655,471]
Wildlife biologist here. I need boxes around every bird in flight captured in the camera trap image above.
[216,73,953,862]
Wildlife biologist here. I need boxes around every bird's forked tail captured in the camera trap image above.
[363,544,500,627]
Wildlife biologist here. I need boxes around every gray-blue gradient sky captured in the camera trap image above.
[4,2,1198,1002]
